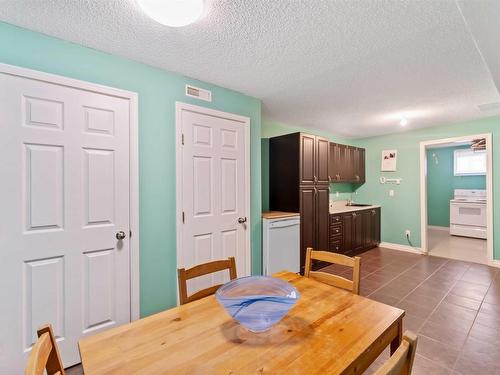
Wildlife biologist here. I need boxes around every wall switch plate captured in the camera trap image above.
[336,191,339,197]
[389,189,395,197]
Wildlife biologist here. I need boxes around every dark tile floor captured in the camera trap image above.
[66,247,499,374]
[322,247,500,375]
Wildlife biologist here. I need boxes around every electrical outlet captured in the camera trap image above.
[405,230,411,238]
[389,189,395,197]
[336,191,339,197]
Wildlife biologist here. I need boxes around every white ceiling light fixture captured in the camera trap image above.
[137,0,205,27]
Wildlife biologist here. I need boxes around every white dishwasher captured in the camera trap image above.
[262,213,300,275]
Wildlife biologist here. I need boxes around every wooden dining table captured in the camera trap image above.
[79,271,405,374]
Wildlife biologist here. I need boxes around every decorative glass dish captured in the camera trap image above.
[215,276,300,333]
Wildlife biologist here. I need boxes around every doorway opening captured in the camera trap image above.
[420,134,493,265]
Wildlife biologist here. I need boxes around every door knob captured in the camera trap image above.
[116,231,126,240]
[238,217,247,224]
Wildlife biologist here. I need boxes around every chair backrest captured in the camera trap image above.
[373,331,418,375]
[304,247,361,294]
[25,324,65,375]
[178,257,237,305]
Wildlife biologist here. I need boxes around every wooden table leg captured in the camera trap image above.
[390,318,403,355]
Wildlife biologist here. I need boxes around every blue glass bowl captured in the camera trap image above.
[215,276,300,333]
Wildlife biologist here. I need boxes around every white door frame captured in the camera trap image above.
[419,133,494,265]
[175,102,251,292]
[0,63,141,320]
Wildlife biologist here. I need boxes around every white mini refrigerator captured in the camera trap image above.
[262,214,300,275]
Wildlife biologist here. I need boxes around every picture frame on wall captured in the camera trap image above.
[381,149,397,171]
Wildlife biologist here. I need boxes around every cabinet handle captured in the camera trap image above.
[353,212,357,218]
[314,175,318,183]
[356,175,360,181]
[371,210,376,215]
[328,175,331,183]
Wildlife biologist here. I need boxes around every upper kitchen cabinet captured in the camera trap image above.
[315,136,330,184]
[329,143,365,184]
[299,133,329,185]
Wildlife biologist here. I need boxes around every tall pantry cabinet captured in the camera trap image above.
[269,133,330,272]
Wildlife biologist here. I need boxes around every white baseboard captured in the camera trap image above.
[379,242,423,254]
[428,225,449,232]
[490,260,500,269]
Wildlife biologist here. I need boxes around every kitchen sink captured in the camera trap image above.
[345,203,371,207]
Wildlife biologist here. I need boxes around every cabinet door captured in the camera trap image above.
[372,208,381,245]
[329,143,341,182]
[316,136,330,185]
[342,213,354,254]
[355,148,366,184]
[352,211,364,251]
[345,146,358,182]
[315,186,330,251]
[300,134,315,185]
[337,144,348,182]
[361,210,372,248]
[300,187,316,272]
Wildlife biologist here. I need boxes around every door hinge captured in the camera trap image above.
[181,133,184,145]
[129,230,132,238]
[182,211,185,223]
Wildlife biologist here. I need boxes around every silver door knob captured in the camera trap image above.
[238,217,247,224]
[116,231,126,240]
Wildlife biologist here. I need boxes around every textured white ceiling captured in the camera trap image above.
[1,0,499,137]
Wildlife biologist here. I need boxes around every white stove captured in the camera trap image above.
[449,189,487,239]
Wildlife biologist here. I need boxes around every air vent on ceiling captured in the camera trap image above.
[185,84,212,102]
[478,101,500,112]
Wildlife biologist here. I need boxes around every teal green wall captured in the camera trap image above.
[0,22,262,317]
[261,120,355,210]
[427,146,486,227]
[354,116,499,260]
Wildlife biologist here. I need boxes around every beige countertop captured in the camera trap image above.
[329,201,380,215]
[262,211,300,219]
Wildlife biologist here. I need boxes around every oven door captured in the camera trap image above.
[450,202,487,226]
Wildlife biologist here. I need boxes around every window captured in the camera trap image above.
[454,149,486,176]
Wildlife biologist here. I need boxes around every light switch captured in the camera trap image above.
[389,189,395,197]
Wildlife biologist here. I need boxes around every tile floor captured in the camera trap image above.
[322,247,500,374]
[66,247,499,374]
[428,227,488,265]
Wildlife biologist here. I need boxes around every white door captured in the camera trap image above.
[178,105,250,295]
[0,70,132,372]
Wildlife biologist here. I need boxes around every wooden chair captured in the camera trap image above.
[25,324,65,375]
[304,247,361,294]
[178,257,237,305]
[374,331,418,375]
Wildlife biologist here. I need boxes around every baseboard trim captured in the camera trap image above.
[379,242,423,254]
[428,225,449,232]
[490,260,500,269]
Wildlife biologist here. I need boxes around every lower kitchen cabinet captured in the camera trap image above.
[300,186,330,272]
[329,207,380,255]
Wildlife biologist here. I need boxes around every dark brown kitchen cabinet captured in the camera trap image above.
[299,133,329,185]
[315,186,330,250]
[269,132,330,273]
[330,207,381,255]
[300,133,316,185]
[299,187,315,269]
[329,143,365,184]
[355,148,366,183]
[316,136,330,184]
